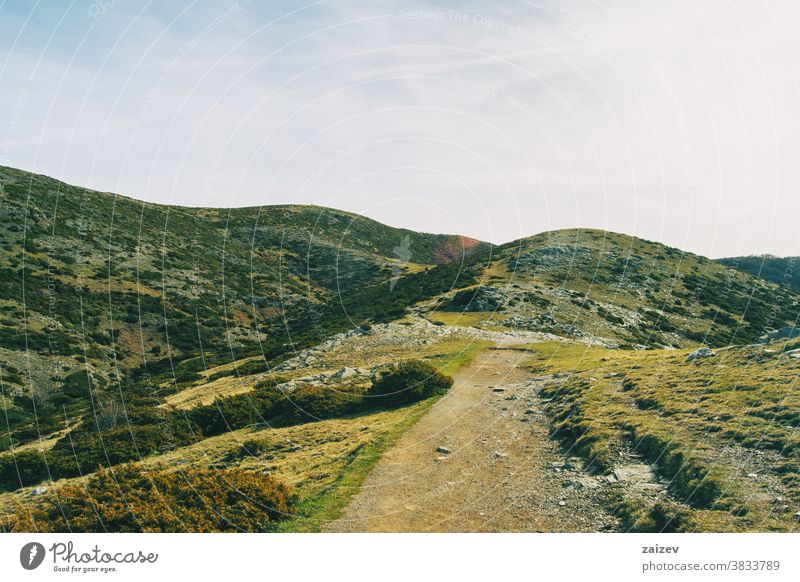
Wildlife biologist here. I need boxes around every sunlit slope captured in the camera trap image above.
[424,229,800,348]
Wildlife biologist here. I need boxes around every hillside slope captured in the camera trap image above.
[2,166,800,533]
[717,255,800,292]
[421,229,800,349]
[0,165,487,453]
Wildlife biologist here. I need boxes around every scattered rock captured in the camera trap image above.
[492,451,508,459]
[687,347,715,361]
[33,486,47,495]
[334,367,358,379]
[795,512,800,523]
[558,501,566,507]
[747,473,758,479]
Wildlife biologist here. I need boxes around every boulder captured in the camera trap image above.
[334,367,357,380]
[687,347,714,361]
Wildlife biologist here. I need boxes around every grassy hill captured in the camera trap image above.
[1,165,799,532]
[423,229,800,348]
[0,165,487,455]
[521,340,800,532]
[717,255,800,292]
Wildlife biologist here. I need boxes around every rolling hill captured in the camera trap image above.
[0,164,488,451]
[1,165,799,533]
[717,255,800,292]
[422,229,800,348]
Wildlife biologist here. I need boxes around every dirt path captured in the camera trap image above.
[325,347,618,532]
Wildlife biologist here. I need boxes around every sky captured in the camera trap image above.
[1,0,799,258]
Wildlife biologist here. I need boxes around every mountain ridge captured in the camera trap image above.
[717,254,800,292]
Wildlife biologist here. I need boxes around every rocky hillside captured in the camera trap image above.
[421,229,800,349]
[717,255,800,292]
[0,165,487,453]
[2,165,800,533]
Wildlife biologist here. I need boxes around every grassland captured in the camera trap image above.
[1,335,491,531]
[518,340,800,531]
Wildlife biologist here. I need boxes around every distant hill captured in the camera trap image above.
[717,255,800,291]
[423,229,800,348]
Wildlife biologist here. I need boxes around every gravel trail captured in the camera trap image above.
[325,347,617,532]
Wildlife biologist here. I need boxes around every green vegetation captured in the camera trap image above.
[0,164,486,453]
[3,465,293,532]
[0,362,455,493]
[273,399,437,532]
[2,165,800,533]
[486,229,800,348]
[524,341,800,531]
[718,255,800,291]
[365,360,454,407]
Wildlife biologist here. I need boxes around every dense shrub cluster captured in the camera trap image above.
[0,360,453,493]
[365,360,453,407]
[185,377,329,437]
[0,409,198,492]
[3,465,294,532]
[191,361,452,436]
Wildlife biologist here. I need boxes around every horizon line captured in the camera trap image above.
[0,163,789,262]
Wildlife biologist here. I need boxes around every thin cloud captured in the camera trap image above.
[0,0,799,258]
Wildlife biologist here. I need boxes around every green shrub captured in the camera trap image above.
[276,385,361,423]
[62,371,92,398]
[4,464,294,532]
[189,384,283,436]
[365,360,453,407]
[0,450,50,491]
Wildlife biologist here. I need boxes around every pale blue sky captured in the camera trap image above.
[2,0,800,258]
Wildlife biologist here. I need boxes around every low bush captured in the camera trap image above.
[0,450,50,491]
[276,385,362,424]
[0,408,200,492]
[365,360,453,408]
[4,464,294,532]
